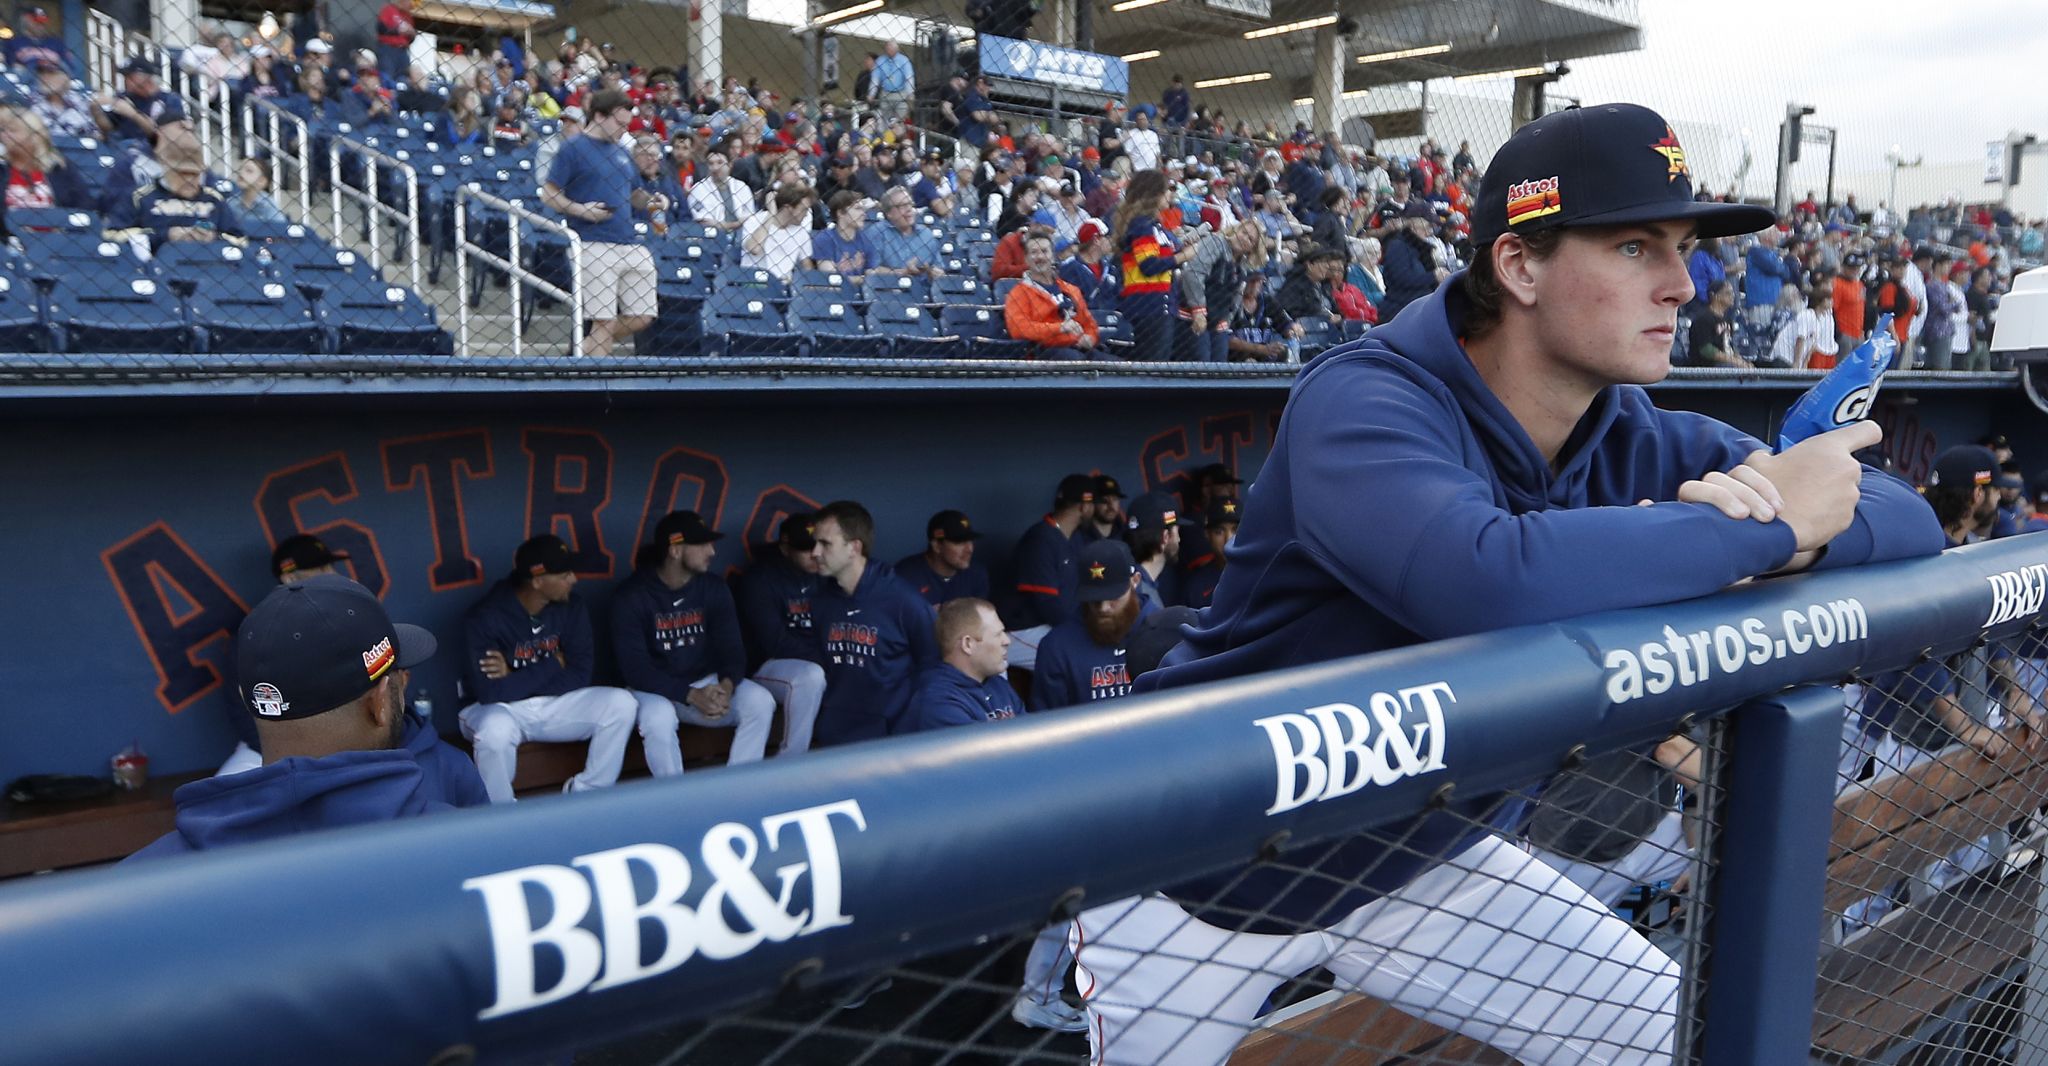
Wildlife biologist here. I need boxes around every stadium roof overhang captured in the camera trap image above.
[839,0,1640,99]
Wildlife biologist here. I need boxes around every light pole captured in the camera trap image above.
[1886,144,1923,218]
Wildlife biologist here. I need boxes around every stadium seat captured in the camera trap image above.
[862,273,929,303]
[0,264,54,351]
[658,241,721,272]
[965,240,997,262]
[932,275,988,307]
[993,277,1023,305]
[1095,310,1134,356]
[47,269,194,354]
[242,220,324,244]
[867,292,956,359]
[1340,319,1368,342]
[790,290,889,358]
[9,206,99,233]
[17,230,140,265]
[701,288,791,357]
[938,304,1028,359]
[184,277,324,355]
[1296,316,1335,357]
[792,268,864,299]
[313,281,452,356]
[712,264,791,302]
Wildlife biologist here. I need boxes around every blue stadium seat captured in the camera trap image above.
[243,220,324,244]
[0,263,54,351]
[47,269,194,354]
[1340,318,1368,342]
[790,290,889,358]
[863,273,929,303]
[993,277,1023,305]
[655,260,714,300]
[701,288,791,357]
[792,268,864,299]
[867,292,956,359]
[156,241,281,280]
[185,277,324,355]
[938,304,1028,359]
[932,275,988,307]
[17,230,140,265]
[1296,316,1335,357]
[9,206,99,233]
[314,280,451,355]
[672,221,724,244]
[712,264,791,302]
[1095,310,1134,356]
[965,240,996,262]
[638,260,714,358]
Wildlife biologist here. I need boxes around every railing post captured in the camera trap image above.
[1697,684,1842,1066]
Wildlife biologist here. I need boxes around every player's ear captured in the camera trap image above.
[1492,234,1542,310]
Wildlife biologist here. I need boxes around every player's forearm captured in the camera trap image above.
[1796,468,1946,572]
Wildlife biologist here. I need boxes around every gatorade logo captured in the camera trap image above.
[465,799,866,1019]
[1254,682,1453,816]
[1984,564,2048,628]
[1831,380,1883,425]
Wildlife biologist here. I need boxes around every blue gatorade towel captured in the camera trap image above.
[1776,313,1896,452]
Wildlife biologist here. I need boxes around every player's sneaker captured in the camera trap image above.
[1011,996,1088,1033]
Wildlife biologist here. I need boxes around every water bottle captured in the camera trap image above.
[649,206,669,237]
[412,693,435,730]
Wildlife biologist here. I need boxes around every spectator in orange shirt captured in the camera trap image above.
[1830,254,1866,356]
[1005,232,1102,361]
[993,208,1054,281]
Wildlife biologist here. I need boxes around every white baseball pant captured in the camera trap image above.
[629,675,777,775]
[1071,834,1679,1066]
[1022,922,1076,1007]
[750,658,826,755]
[458,687,638,804]
[1006,625,1051,670]
[1531,810,1694,910]
[215,741,263,777]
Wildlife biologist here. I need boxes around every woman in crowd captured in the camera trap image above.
[234,156,288,224]
[240,46,289,104]
[441,88,486,146]
[1346,235,1386,315]
[1175,218,1266,363]
[1113,168,1181,362]
[995,183,1043,239]
[0,106,88,238]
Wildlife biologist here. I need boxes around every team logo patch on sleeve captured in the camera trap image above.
[362,636,396,679]
[1505,176,1563,226]
[250,682,290,718]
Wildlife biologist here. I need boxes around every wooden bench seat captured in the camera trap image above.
[1810,733,2048,1063]
[0,770,210,877]
[1231,989,1510,1064]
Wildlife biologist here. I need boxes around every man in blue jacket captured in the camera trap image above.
[130,576,475,859]
[1742,225,1795,329]
[1032,541,1152,711]
[896,509,991,606]
[736,513,828,755]
[1071,103,1945,1066]
[1000,473,1095,670]
[613,511,784,776]
[457,535,637,803]
[810,500,940,743]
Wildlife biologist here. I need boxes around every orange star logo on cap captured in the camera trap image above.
[1651,126,1689,183]
[1223,501,1238,515]
[1088,563,1107,579]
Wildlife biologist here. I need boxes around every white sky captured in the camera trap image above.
[1561,0,2048,175]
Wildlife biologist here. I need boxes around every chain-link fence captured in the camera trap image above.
[0,1,2022,373]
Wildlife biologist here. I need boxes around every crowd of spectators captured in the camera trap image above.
[7,2,2045,369]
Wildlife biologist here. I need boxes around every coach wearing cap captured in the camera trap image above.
[1074,474,1125,549]
[129,576,480,859]
[1000,473,1096,670]
[212,533,366,777]
[896,509,990,607]
[1074,103,1943,1066]
[1030,540,1151,712]
[1124,491,1182,611]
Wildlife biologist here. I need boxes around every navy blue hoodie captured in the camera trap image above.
[610,567,748,700]
[894,551,992,606]
[463,579,597,703]
[900,663,1026,731]
[402,716,491,809]
[1144,274,1944,930]
[126,749,453,860]
[738,554,826,670]
[813,561,940,744]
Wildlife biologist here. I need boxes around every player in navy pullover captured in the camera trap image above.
[1078,104,1949,1066]
[1178,495,1238,608]
[458,536,636,803]
[1072,474,1126,549]
[895,509,991,606]
[1000,474,1096,669]
[734,514,830,756]
[1031,541,1153,711]
[901,598,1025,730]
[809,501,940,744]
[613,511,782,774]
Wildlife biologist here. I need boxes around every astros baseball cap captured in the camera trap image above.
[778,512,818,552]
[1471,103,1775,249]
[1203,496,1243,527]
[237,576,435,721]
[1055,473,1097,509]
[1927,445,1998,490]
[1126,491,1180,535]
[513,534,576,578]
[272,533,351,579]
[1093,474,1124,500]
[1076,540,1138,603]
[654,510,723,546]
[1195,462,1243,486]
[927,509,982,543]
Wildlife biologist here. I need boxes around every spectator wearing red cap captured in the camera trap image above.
[1058,217,1119,310]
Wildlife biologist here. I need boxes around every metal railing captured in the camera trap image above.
[326,135,422,296]
[241,96,314,225]
[454,184,581,358]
